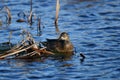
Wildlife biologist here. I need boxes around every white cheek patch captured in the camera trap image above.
[61,36,67,40]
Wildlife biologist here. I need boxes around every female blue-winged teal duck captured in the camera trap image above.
[42,32,74,57]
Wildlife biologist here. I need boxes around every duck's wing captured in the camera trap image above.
[41,38,55,46]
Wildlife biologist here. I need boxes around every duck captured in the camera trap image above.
[42,32,74,57]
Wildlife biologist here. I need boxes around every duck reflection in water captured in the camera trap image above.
[42,32,74,58]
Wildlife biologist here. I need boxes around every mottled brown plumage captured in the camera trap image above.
[42,32,74,57]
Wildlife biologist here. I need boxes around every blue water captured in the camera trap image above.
[0,0,120,80]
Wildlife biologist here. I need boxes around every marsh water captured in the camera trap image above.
[0,0,120,80]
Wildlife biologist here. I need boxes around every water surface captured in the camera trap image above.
[0,0,120,80]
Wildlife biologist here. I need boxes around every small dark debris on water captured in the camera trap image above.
[80,53,85,63]
[16,19,26,22]
[80,53,85,59]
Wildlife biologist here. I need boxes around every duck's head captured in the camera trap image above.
[58,32,70,41]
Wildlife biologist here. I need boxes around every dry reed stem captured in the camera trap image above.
[28,0,33,25]
[0,20,2,26]
[54,0,60,33]
[37,18,42,36]
[0,31,54,59]
[28,11,33,25]
[55,0,60,25]
[30,0,32,12]
[0,44,36,59]
[4,6,11,24]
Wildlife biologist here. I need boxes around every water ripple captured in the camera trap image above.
[0,0,120,80]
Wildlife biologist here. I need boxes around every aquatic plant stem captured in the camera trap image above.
[28,0,33,25]
[5,6,12,24]
[55,0,60,32]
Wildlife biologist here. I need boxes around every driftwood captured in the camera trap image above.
[0,32,54,59]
